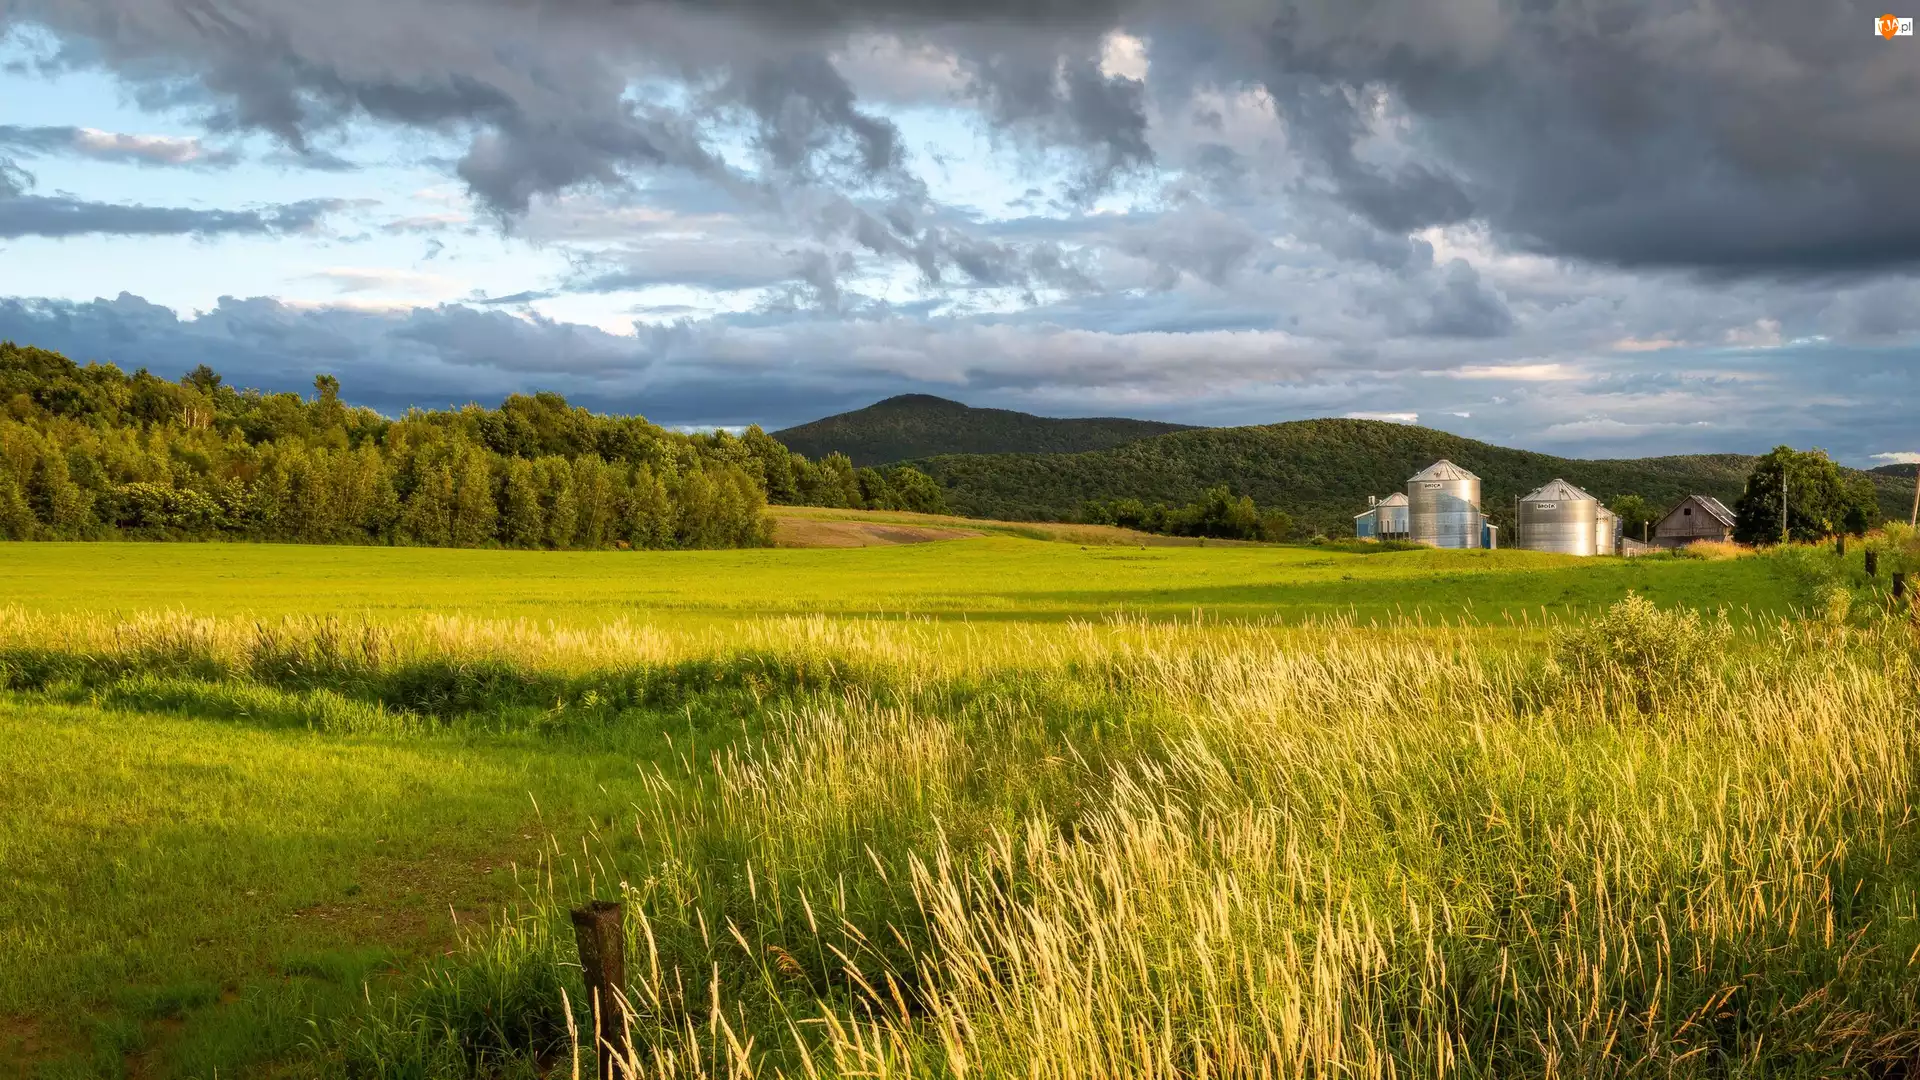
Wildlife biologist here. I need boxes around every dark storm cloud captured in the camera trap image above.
[0,193,346,238]
[16,0,1906,271]
[1411,259,1514,339]
[0,0,1147,219]
[729,52,907,184]
[960,46,1154,199]
[0,159,30,199]
[1206,0,1920,272]
[3,289,1918,460]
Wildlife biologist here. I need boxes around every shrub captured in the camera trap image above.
[1550,592,1730,714]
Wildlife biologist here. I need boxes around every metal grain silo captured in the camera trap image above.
[1376,492,1410,538]
[1407,460,1483,548]
[1515,479,1600,555]
[1594,506,1617,556]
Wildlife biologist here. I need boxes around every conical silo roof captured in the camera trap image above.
[1520,479,1597,503]
[1408,459,1479,483]
[1376,492,1409,506]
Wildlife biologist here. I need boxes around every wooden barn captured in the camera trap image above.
[1652,494,1736,548]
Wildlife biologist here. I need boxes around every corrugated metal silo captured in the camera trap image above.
[1377,492,1410,537]
[1407,460,1483,548]
[1515,479,1600,555]
[1594,506,1617,555]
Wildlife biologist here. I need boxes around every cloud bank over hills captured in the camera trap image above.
[0,0,1914,459]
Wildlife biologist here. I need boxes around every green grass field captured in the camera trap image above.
[0,538,1797,625]
[4,536,1913,1079]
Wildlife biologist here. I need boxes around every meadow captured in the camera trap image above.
[0,537,1796,626]
[2,535,1917,1079]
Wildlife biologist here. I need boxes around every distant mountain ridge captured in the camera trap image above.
[892,418,1915,536]
[771,394,1197,466]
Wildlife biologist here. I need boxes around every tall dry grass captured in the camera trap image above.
[262,600,1920,1079]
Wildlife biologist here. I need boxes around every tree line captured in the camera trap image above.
[1606,447,1880,546]
[1080,485,1294,541]
[0,344,945,548]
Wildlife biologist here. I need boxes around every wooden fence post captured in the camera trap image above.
[1835,535,1845,558]
[571,900,627,1079]
[1894,572,1907,602]
[1866,549,1878,578]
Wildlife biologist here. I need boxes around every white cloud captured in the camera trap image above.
[1099,32,1150,81]
[1723,318,1783,348]
[1346,411,1419,424]
[1871,452,1920,464]
[303,267,464,298]
[1611,336,1683,353]
[71,127,216,165]
[1442,362,1581,381]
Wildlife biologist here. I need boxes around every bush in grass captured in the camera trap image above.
[1550,592,1730,713]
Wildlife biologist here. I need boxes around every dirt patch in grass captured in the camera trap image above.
[767,505,1253,547]
[0,1015,86,1079]
[772,514,985,547]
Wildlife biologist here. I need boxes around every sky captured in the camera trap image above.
[0,0,1915,464]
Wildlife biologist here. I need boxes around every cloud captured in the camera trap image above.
[1442,362,1580,382]
[0,124,237,167]
[0,194,347,239]
[1871,452,1920,465]
[1612,337,1682,353]
[567,239,821,294]
[1345,411,1418,424]
[305,267,462,297]
[9,0,1916,276]
[3,0,1920,463]
[1,292,1918,464]
[1412,258,1512,338]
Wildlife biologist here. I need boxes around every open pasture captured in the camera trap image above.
[2,535,1904,1080]
[0,535,1795,626]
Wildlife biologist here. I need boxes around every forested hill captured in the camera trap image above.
[771,394,1196,465]
[908,419,1915,536]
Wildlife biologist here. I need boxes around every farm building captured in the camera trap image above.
[1405,460,1497,549]
[1652,495,1736,548]
[1512,479,1618,556]
[1353,492,1410,539]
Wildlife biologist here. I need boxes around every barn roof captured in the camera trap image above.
[1661,494,1737,528]
[1409,459,1478,483]
[1695,495,1737,527]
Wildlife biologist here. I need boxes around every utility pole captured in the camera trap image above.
[1910,463,1919,528]
[1780,459,1789,545]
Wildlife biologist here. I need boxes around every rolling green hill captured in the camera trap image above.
[771,394,1195,465]
[905,418,1915,536]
